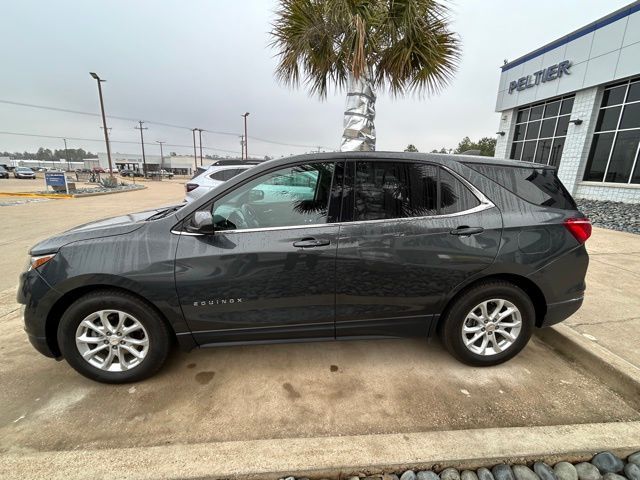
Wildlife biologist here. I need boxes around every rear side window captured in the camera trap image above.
[353,162,438,221]
[351,161,479,221]
[439,170,480,214]
[468,164,577,210]
[209,168,244,181]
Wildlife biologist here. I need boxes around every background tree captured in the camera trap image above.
[271,0,460,152]
[404,144,419,152]
[453,136,496,156]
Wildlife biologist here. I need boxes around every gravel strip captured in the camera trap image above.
[281,450,640,480]
[576,199,640,235]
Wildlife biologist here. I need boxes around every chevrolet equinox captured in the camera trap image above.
[18,152,591,383]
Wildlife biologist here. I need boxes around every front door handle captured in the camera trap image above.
[450,226,484,236]
[293,238,330,248]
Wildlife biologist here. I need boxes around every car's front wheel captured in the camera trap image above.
[440,281,535,366]
[57,290,171,383]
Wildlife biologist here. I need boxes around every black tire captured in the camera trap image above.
[57,290,172,383]
[440,281,535,366]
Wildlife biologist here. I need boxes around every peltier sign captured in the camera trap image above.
[508,60,571,94]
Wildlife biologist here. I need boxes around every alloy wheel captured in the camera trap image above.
[460,299,522,356]
[75,310,149,372]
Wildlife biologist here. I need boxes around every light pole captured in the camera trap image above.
[135,121,148,177]
[191,128,198,170]
[241,112,250,160]
[156,141,165,176]
[63,138,70,171]
[89,72,114,179]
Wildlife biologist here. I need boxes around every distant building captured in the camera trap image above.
[494,1,640,203]
[96,152,198,175]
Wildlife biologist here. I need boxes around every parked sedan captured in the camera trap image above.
[0,166,9,179]
[14,167,36,179]
[120,169,143,178]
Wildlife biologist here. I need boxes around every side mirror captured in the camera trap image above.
[186,210,214,234]
[249,189,264,202]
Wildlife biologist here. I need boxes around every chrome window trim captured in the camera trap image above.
[171,163,495,236]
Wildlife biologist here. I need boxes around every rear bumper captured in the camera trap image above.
[540,296,584,328]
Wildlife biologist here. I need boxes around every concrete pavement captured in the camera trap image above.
[564,227,640,369]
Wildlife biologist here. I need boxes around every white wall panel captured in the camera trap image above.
[590,18,628,58]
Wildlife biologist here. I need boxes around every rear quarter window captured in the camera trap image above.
[467,164,577,210]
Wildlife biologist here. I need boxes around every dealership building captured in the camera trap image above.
[494,1,640,203]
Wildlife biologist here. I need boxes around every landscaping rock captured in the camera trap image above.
[461,470,479,480]
[602,474,626,480]
[625,463,640,480]
[575,462,602,480]
[492,464,516,480]
[630,452,640,466]
[576,199,640,235]
[534,462,558,480]
[418,471,440,480]
[554,463,578,480]
[478,468,496,480]
[592,452,624,474]
[441,468,461,480]
[513,464,540,480]
[401,471,417,480]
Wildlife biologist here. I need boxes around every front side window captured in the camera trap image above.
[584,76,640,184]
[352,162,479,221]
[510,95,574,167]
[211,162,335,231]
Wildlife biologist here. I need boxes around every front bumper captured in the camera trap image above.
[18,268,62,359]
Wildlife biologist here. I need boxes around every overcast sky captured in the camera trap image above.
[0,0,632,159]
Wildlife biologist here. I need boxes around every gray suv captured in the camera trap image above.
[18,152,590,383]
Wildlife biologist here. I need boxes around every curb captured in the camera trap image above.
[71,186,146,197]
[0,186,146,199]
[0,192,72,199]
[536,324,640,409]
[1,422,638,480]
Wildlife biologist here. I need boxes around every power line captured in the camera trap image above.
[0,98,333,150]
[0,130,250,156]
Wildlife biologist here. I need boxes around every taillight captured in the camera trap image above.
[564,218,592,244]
[185,183,198,192]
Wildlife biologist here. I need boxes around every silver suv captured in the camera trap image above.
[185,164,253,202]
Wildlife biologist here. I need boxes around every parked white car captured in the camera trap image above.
[184,164,253,202]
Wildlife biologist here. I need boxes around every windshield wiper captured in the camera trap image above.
[146,205,181,221]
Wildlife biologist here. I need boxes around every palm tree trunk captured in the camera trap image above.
[340,69,376,151]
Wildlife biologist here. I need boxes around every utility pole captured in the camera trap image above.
[89,72,114,179]
[240,135,245,159]
[63,138,70,171]
[191,129,198,171]
[135,121,148,177]
[241,112,250,160]
[156,141,165,181]
[196,128,204,166]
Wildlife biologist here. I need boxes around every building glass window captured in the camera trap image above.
[510,95,574,166]
[583,77,640,184]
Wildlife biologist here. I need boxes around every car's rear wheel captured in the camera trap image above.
[440,281,535,366]
[57,290,171,383]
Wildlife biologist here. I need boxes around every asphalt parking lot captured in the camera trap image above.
[0,178,638,463]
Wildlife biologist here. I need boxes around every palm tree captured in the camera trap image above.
[270,0,460,152]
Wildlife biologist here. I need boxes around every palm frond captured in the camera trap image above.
[269,0,460,98]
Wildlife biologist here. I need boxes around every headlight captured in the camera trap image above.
[29,254,56,270]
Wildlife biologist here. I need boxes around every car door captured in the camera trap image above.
[174,161,344,345]
[335,160,502,339]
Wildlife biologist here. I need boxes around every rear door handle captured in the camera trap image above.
[293,238,330,248]
[450,226,484,236]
